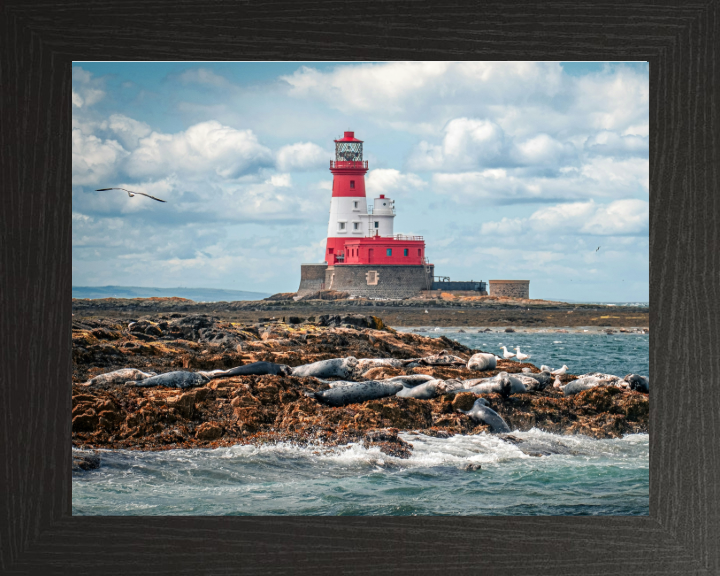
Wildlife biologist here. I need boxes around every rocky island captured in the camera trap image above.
[72,306,649,462]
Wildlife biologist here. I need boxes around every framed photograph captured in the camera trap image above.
[3,2,717,574]
[70,59,650,518]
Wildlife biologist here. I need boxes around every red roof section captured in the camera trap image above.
[334,131,363,142]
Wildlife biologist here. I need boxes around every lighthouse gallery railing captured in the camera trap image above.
[330,160,368,169]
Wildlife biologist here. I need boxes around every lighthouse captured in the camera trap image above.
[297,131,434,299]
[325,131,370,265]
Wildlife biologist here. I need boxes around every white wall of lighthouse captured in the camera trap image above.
[327,196,367,238]
[327,195,396,239]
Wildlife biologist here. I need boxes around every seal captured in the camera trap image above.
[520,371,553,392]
[387,374,436,387]
[355,358,407,374]
[211,361,292,378]
[457,398,511,433]
[418,350,466,366]
[467,353,497,371]
[623,374,649,393]
[562,373,620,396]
[292,357,358,379]
[130,371,210,389]
[436,379,466,394]
[395,379,445,399]
[465,372,526,397]
[308,380,403,407]
[81,368,157,387]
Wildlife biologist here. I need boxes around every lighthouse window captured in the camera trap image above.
[350,181,355,189]
[353,222,359,230]
[418,249,421,256]
[386,249,392,257]
[374,222,379,228]
[338,222,345,230]
[404,249,408,256]
[353,201,358,208]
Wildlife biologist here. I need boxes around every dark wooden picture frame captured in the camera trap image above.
[1,2,717,573]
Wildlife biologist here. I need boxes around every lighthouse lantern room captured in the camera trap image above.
[325,131,425,266]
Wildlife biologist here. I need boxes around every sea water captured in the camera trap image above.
[72,330,649,516]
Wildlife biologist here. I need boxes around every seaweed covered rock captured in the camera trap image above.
[71,313,649,456]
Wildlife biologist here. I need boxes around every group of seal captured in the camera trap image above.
[558,372,650,396]
[86,361,293,389]
[79,348,648,433]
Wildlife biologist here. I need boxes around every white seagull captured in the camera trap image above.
[500,346,516,360]
[95,187,166,202]
[553,376,564,390]
[551,364,568,376]
[515,346,530,361]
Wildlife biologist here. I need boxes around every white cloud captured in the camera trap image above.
[268,174,292,187]
[408,118,506,171]
[577,199,649,235]
[106,114,152,149]
[72,67,106,107]
[514,134,573,165]
[126,121,273,179]
[580,157,648,192]
[276,142,329,172]
[583,130,648,157]
[573,67,649,131]
[480,199,649,237]
[432,169,547,203]
[431,151,648,205]
[282,62,563,116]
[623,124,649,137]
[282,62,450,113]
[365,169,426,197]
[72,129,128,186]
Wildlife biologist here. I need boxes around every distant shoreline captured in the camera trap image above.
[72,285,270,302]
[72,296,649,329]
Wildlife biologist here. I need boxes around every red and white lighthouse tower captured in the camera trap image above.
[297,130,432,299]
[325,131,369,264]
[325,131,426,267]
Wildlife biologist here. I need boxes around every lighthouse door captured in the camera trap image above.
[368,248,374,262]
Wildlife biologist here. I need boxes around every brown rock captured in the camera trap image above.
[361,367,402,380]
[195,422,223,441]
[167,391,197,418]
[452,392,477,412]
[362,428,412,458]
[72,411,99,432]
[72,403,95,418]
[98,409,121,423]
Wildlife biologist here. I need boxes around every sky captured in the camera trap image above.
[72,61,649,301]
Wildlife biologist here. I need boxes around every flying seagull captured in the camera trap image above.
[596,246,601,252]
[95,188,166,202]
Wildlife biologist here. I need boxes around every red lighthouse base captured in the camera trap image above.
[343,235,425,265]
[326,235,425,266]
